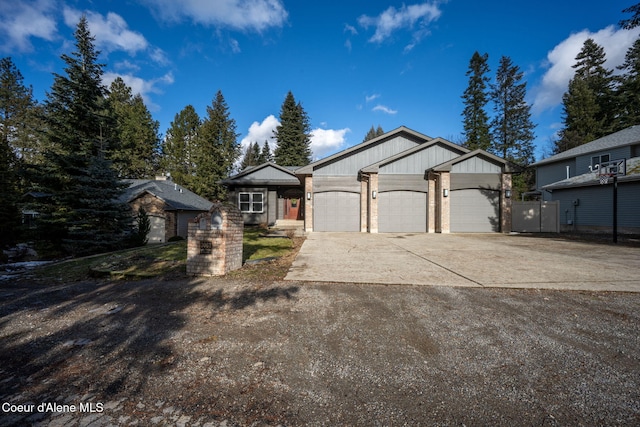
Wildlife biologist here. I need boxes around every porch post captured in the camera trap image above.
[304,176,313,232]
[501,173,512,233]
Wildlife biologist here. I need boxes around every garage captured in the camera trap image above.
[148,215,166,243]
[450,189,500,232]
[378,191,427,232]
[314,191,360,232]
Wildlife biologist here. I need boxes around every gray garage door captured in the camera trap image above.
[148,215,166,243]
[314,191,360,232]
[450,189,499,232]
[378,191,427,233]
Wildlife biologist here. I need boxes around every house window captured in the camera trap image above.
[239,193,263,213]
[591,154,610,169]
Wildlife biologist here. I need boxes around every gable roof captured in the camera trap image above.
[220,162,301,186]
[533,125,640,167]
[360,137,469,173]
[121,179,213,211]
[296,126,433,174]
[429,149,519,173]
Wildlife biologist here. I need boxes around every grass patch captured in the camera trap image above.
[31,226,298,282]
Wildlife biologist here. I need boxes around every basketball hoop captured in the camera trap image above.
[599,174,611,185]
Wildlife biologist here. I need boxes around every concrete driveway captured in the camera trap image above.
[285,232,640,292]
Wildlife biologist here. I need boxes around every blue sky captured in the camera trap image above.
[2,0,639,162]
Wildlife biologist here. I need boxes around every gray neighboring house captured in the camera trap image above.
[295,126,516,233]
[122,178,213,243]
[220,162,304,226]
[532,125,640,233]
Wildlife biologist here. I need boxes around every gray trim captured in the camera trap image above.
[379,174,428,192]
[313,176,361,193]
[451,174,501,191]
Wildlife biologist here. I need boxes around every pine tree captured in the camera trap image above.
[362,125,385,142]
[107,77,160,178]
[260,140,273,163]
[615,36,640,129]
[461,52,492,151]
[36,17,131,255]
[274,91,312,166]
[161,105,200,187]
[620,3,640,29]
[490,56,536,198]
[192,90,239,201]
[240,142,261,170]
[555,77,602,153]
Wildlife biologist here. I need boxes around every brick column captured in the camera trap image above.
[304,176,313,232]
[360,178,368,232]
[439,172,450,234]
[427,176,436,233]
[501,173,512,233]
[369,173,379,233]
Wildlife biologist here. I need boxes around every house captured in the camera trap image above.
[122,178,213,243]
[220,162,304,226]
[532,125,640,233]
[294,126,516,233]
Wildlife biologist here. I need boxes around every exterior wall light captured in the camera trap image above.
[372,190,377,199]
[505,189,512,198]
[443,189,449,197]
[306,192,311,200]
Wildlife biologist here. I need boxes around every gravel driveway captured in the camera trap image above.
[1,270,639,425]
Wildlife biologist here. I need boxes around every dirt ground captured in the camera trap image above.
[1,240,639,426]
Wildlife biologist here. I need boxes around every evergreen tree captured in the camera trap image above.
[461,51,492,151]
[260,140,273,163]
[620,3,640,29]
[274,91,312,166]
[161,105,200,187]
[490,56,536,197]
[555,77,602,153]
[240,142,261,170]
[107,77,160,178]
[192,90,239,200]
[362,125,385,142]
[36,16,131,255]
[615,36,640,129]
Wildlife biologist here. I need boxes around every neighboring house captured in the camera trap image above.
[122,178,213,243]
[294,126,516,233]
[220,162,304,226]
[532,125,640,233]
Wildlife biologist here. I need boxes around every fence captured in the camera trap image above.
[511,201,559,233]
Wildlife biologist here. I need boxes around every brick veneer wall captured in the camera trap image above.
[187,202,244,276]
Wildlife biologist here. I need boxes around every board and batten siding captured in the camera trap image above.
[378,144,461,174]
[315,136,419,176]
[244,166,298,181]
[451,156,502,173]
[551,181,640,230]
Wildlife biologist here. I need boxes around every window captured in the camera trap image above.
[591,154,610,169]
[238,192,263,213]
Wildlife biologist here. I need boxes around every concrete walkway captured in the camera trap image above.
[285,232,640,292]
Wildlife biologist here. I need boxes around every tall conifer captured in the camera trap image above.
[461,52,492,151]
[274,91,312,166]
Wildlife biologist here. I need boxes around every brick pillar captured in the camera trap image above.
[304,176,313,232]
[427,176,436,233]
[360,178,368,232]
[439,172,450,234]
[369,173,379,233]
[501,173,512,233]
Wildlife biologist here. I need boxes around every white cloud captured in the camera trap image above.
[103,71,174,110]
[373,104,398,115]
[310,128,350,160]
[365,93,380,103]
[533,25,640,113]
[240,115,280,149]
[63,8,148,54]
[358,2,442,48]
[344,24,358,35]
[0,0,57,52]
[142,0,288,32]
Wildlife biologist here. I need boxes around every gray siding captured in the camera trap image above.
[315,136,419,175]
[313,176,361,193]
[575,146,631,174]
[233,187,267,225]
[550,181,640,230]
[268,190,277,225]
[451,157,502,173]
[379,174,427,193]
[537,160,576,193]
[379,144,460,174]
[245,166,300,181]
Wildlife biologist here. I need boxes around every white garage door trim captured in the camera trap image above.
[378,191,427,233]
[450,189,500,232]
[314,191,360,232]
